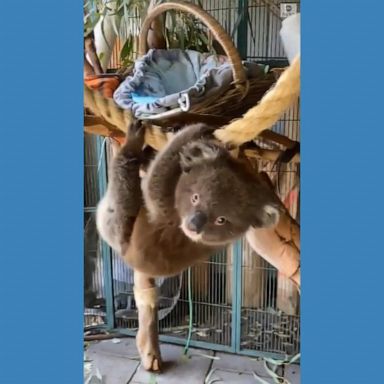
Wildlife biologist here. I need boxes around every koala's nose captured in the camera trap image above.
[187,211,207,234]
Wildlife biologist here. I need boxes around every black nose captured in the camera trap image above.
[187,211,207,234]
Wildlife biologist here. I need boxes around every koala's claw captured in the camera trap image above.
[131,119,143,132]
[124,119,145,153]
[199,124,217,137]
[129,119,145,139]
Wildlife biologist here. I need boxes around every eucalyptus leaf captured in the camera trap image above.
[120,35,133,62]
[178,26,185,50]
[84,0,217,65]
[231,9,245,40]
[198,31,208,46]
[117,1,125,12]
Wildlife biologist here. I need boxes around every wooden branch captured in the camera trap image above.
[84,115,125,139]
[151,112,233,128]
[246,219,300,290]
[84,333,128,341]
[244,148,300,163]
[84,115,119,130]
[84,124,115,137]
[246,171,300,291]
[259,130,297,149]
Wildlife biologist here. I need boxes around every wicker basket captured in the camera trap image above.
[84,0,277,147]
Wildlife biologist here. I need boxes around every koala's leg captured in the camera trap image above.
[96,121,145,254]
[134,270,162,372]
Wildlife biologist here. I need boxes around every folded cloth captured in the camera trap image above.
[114,48,266,118]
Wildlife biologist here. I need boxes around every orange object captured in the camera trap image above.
[84,75,121,99]
[111,135,126,146]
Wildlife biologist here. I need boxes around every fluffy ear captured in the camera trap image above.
[251,203,281,229]
[179,140,223,172]
[261,204,280,228]
[245,172,282,228]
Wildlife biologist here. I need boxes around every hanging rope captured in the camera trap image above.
[214,55,300,145]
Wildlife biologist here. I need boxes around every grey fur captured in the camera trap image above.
[97,122,281,260]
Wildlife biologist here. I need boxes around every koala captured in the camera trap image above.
[96,121,281,372]
[97,122,281,276]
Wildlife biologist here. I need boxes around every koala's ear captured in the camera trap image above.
[252,204,280,229]
[179,141,222,172]
[262,204,280,228]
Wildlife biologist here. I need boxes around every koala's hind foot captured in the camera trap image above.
[136,318,162,371]
[134,272,162,372]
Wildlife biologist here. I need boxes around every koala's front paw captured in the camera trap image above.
[125,119,145,154]
[198,123,217,137]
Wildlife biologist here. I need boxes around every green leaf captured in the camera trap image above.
[198,31,208,46]
[231,9,245,40]
[148,372,157,384]
[98,52,105,62]
[120,35,133,62]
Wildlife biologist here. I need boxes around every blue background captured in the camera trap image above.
[0,1,83,383]
[0,1,383,383]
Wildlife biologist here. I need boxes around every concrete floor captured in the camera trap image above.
[84,337,300,384]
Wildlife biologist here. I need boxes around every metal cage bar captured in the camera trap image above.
[95,137,116,329]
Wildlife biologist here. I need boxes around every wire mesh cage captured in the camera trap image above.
[84,0,300,359]
[84,134,107,328]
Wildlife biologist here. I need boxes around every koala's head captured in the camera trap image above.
[174,140,281,246]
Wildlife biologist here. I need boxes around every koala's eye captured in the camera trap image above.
[191,193,200,205]
[215,216,227,225]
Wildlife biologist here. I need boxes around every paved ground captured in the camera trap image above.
[85,337,300,384]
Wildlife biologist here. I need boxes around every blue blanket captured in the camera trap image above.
[113,49,266,118]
